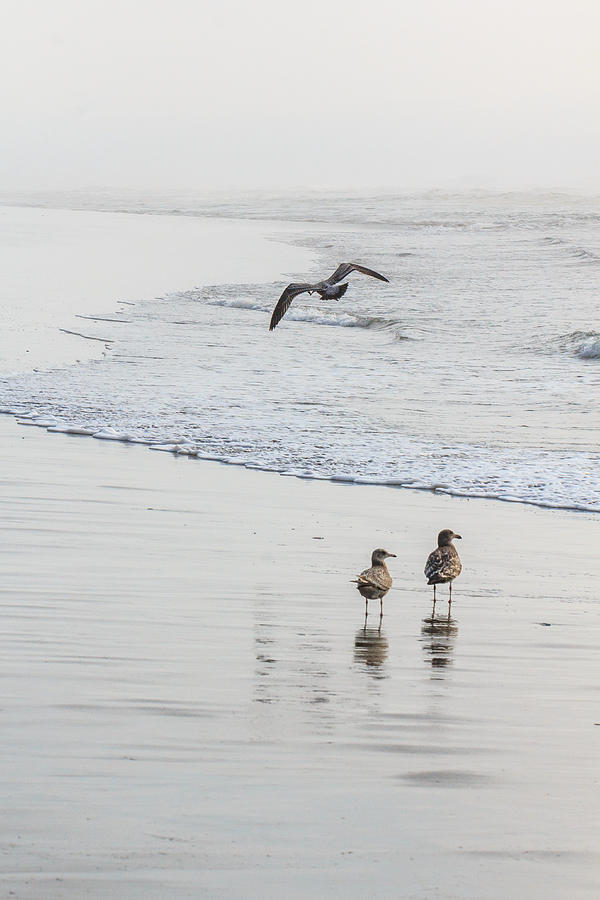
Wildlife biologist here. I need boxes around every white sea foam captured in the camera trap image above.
[1,192,599,513]
[206,294,401,331]
[4,405,600,513]
[557,331,600,360]
[17,415,58,427]
[208,297,266,312]
[93,427,151,442]
[47,424,98,435]
[574,336,600,359]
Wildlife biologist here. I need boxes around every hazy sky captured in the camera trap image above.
[2,0,599,191]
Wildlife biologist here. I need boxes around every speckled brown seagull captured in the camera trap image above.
[424,529,462,606]
[268,262,389,330]
[352,548,396,616]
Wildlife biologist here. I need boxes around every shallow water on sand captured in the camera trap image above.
[1,199,599,898]
[1,192,599,511]
[1,420,599,899]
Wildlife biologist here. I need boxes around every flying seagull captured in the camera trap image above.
[268,262,389,331]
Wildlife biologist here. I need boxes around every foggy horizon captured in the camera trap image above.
[3,0,600,194]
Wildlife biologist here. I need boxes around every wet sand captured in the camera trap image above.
[1,202,598,898]
[1,415,599,899]
[0,204,313,372]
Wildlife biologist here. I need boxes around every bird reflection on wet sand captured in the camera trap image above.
[354,619,389,676]
[421,610,458,674]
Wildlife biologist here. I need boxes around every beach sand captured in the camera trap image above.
[1,415,599,899]
[1,203,599,899]
[0,205,314,372]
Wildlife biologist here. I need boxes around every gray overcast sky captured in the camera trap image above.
[2,0,599,191]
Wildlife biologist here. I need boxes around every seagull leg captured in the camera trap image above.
[448,582,452,608]
[365,597,369,618]
[380,597,384,618]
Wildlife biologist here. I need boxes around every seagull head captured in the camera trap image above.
[371,548,396,565]
[437,529,462,547]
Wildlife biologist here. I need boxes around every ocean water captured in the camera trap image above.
[1,190,599,512]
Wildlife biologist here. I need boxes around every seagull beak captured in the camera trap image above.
[454,534,462,540]
[387,552,397,557]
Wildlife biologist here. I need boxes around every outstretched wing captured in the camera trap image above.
[269,283,314,331]
[327,262,389,285]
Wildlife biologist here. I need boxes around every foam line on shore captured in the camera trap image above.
[4,410,599,515]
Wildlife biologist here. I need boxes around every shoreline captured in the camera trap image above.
[1,202,599,898]
[1,202,597,516]
[1,414,599,899]
[0,203,315,374]
[3,410,599,518]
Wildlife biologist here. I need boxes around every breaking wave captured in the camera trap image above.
[559,331,600,360]
[193,289,407,333]
[1,189,599,516]
[2,408,600,514]
[542,236,600,263]
[571,247,600,263]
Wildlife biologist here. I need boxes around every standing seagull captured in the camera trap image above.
[424,530,462,608]
[352,548,396,617]
[269,262,389,330]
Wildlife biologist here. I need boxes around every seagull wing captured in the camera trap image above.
[424,548,442,579]
[327,262,389,285]
[424,547,461,581]
[356,565,391,591]
[269,283,314,331]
